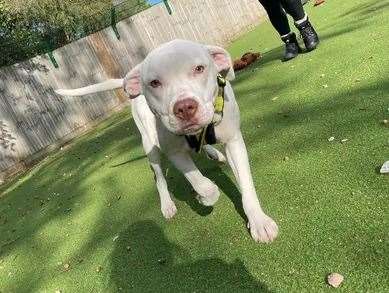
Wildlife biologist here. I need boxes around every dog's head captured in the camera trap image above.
[123,39,235,135]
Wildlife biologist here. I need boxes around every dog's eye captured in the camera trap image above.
[150,80,162,88]
[194,65,205,73]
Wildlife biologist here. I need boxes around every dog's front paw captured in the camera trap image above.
[196,180,220,206]
[161,200,177,219]
[247,213,278,243]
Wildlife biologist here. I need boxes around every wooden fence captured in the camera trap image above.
[0,0,266,183]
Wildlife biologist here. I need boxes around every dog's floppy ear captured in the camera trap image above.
[206,45,235,81]
[123,63,142,99]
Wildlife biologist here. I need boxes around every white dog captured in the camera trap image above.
[56,39,278,243]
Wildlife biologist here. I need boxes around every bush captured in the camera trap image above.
[0,0,150,66]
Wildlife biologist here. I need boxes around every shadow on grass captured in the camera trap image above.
[109,220,272,292]
[339,1,389,18]
[110,154,147,167]
[0,110,145,291]
[235,78,389,170]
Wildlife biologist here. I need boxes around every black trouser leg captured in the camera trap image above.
[258,0,291,36]
[280,0,305,21]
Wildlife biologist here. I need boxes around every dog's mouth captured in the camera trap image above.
[179,112,215,135]
[180,123,203,135]
[166,103,214,135]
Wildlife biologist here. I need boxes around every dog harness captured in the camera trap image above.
[185,74,226,153]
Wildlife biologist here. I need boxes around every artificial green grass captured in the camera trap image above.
[1,0,388,292]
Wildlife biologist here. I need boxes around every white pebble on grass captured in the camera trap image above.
[380,161,389,174]
[327,273,344,288]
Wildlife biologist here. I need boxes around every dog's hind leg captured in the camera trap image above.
[203,145,226,163]
[168,151,220,206]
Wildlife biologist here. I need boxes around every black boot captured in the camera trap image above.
[281,32,302,62]
[296,18,319,51]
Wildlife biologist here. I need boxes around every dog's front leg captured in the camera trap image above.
[168,151,220,206]
[225,132,278,243]
[145,145,177,219]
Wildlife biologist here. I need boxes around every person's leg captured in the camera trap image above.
[261,0,314,35]
[258,0,291,36]
[281,0,320,51]
[258,0,301,61]
[280,0,305,21]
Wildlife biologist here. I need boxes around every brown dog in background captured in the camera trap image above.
[233,52,261,71]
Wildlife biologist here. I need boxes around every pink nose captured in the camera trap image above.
[173,98,198,121]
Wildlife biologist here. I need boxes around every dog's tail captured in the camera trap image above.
[55,79,123,96]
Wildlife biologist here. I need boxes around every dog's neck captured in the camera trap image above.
[184,74,227,153]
